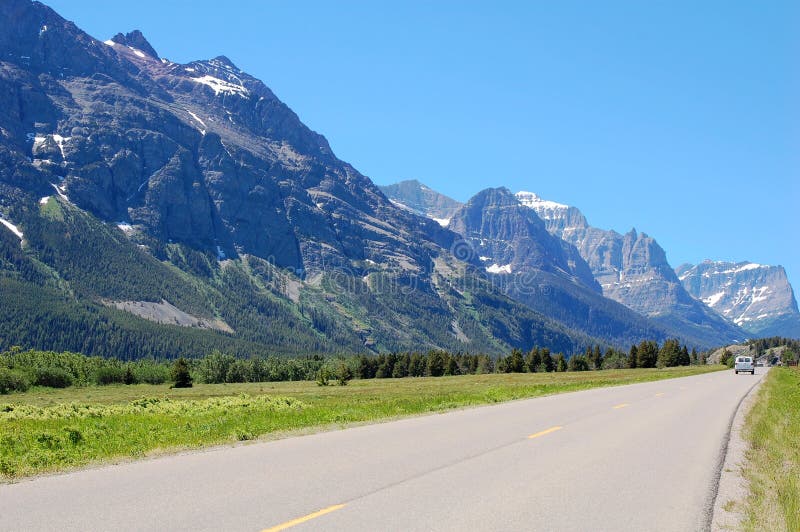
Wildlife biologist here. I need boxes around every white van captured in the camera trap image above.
[734,356,755,375]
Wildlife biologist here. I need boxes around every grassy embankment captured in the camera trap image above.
[741,366,800,531]
[1,365,723,480]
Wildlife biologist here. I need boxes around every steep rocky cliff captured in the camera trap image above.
[0,0,618,356]
[677,261,800,338]
[448,188,686,347]
[379,179,463,227]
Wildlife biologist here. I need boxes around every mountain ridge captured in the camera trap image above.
[383,180,751,346]
[0,0,639,357]
[677,260,800,338]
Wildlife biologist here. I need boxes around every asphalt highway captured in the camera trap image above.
[0,368,765,531]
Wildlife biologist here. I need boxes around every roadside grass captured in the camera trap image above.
[741,367,800,531]
[1,365,723,480]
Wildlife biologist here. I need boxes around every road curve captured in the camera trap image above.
[0,368,765,531]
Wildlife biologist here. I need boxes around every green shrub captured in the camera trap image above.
[0,368,31,394]
[93,367,125,386]
[122,366,137,385]
[335,362,353,386]
[315,368,330,386]
[133,364,169,385]
[34,367,73,388]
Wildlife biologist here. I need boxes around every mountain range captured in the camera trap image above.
[0,1,792,361]
[381,180,798,342]
[676,261,800,338]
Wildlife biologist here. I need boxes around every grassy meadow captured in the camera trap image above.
[1,365,723,480]
[741,366,800,531]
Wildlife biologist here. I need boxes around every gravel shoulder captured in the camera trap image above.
[710,369,768,531]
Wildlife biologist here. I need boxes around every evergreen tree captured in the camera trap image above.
[409,353,425,377]
[507,349,525,373]
[526,348,542,373]
[678,346,690,366]
[555,353,567,372]
[657,339,682,368]
[637,340,658,368]
[590,345,603,370]
[171,357,193,388]
[123,365,136,385]
[375,356,393,378]
[335,361,353,385]
[357,355,377,379]
[444,355,459,376]
[628,345,638,369]
[541,348,554,373]
[427,350,445,377]
[392,354,410,378]
[568,355,589,371]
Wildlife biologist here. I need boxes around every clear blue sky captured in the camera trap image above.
[46,0,800,289]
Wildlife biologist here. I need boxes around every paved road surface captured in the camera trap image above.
[0,368,765,531]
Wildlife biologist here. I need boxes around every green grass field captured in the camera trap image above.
[1,365,723,480]
[741,367,800,531]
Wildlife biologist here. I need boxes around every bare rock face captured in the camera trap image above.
[0,0,455,274]
[446,188,680,347]
[379,179,462,226]
[514,191,745,345]
[677,261,800,338]
[110,30,159,59]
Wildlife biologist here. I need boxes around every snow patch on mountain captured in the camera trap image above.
[515,191,568,213]
[0,217,23,239]
[486,263,513,274]
[185,110,206,135]
[190,75,249,97]
[703,291,725,307]
[128,46,146,58]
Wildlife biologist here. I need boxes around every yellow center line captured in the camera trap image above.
[262,504,346,532]
[655,392,665,397]
[528,426,563,439]
[612,403,629,409]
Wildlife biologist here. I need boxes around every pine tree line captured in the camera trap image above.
[1,338,705,394]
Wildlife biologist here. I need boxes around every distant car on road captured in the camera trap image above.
[734,356,755,375]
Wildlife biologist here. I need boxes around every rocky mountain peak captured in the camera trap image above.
[378,179,463,225]
[514,189,744,344]
[110,30,159,59]
[449,187,599,291]
[209,55,238,70]
[677,261,800,337]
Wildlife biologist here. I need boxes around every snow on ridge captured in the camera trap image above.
[190,75,249,97]
[728,263,765,274]
[52,134,69,158]
[515,191,568,211]
[185,109,207,135]
[51,183,69,201]
[0,217,23,240]
[702,291,725,307]
[432,217,450,227]
[117,222,134,235]
[389,199,411,211]
[103,40,115,47]
[31,134,70,158]
[127,46,146,58]
[486,263,513,274]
